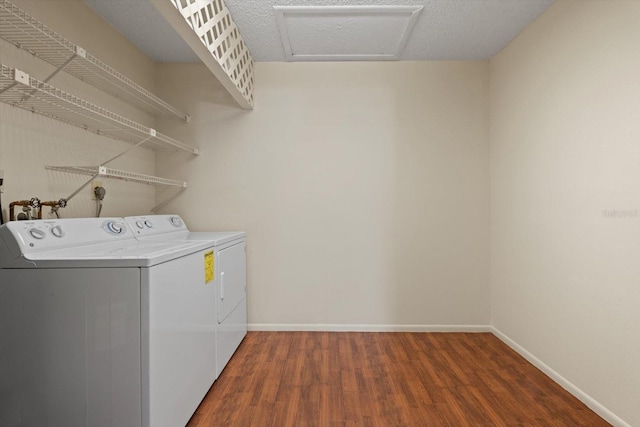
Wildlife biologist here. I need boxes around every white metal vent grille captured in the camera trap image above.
[170,0,254,108]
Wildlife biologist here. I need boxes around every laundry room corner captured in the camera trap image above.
[154,60,491,330]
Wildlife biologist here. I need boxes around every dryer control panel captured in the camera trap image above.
[124,215,188,237]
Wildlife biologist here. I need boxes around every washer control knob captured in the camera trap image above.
[105,221,124,235]
[51,225,65,238]
[144,220,153,228]
[29,228,46,240]
[169,216,182,227]
[135,220,144,229]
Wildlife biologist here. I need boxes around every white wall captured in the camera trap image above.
[490,1,640,426]
[0,0,158,220]
[156,61,490,328]
[1,0,636,424]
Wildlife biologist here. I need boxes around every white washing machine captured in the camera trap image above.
[0,217,219,427]
[124,215,247,378]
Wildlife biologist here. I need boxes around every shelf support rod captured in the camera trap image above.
[151,187,186,213]
[0,82,18,95]
[58,133,154,206]
[42,54,78,84]
[21,53,77,103]
[63,172,99,205]
[101,134,154,167]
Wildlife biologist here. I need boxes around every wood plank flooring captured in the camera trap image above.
[187,332,610,426]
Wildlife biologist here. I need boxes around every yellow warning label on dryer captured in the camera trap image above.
[204,251,214,284]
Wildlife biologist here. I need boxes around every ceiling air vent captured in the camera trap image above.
[274,5,423,62]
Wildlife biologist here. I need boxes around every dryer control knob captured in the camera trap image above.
[29,228,46,240]
[169,216,182,227]
[51,225,65,238]
[144,220,153,228]
[135,220,144,229]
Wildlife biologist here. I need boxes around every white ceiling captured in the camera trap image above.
[84,0,555,63]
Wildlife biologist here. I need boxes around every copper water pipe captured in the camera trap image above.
[9,200,32,221]
[9,198,40,221]
[39,200,63,219]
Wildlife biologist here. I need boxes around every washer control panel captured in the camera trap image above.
[0,217,131,256]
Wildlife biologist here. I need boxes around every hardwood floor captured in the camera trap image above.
[187,332,610,426]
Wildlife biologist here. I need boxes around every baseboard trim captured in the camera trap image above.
[248,324,491,332]
[490,327,631,427]
[246,324,628,424]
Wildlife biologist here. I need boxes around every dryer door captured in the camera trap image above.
[217,241,246,323]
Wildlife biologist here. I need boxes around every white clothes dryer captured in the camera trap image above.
[124,215,247,378]
[0,217,219,427]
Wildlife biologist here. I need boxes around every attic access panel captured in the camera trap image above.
[274,5,423,61]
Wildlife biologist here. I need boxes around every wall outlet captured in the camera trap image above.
[91,180,102,200]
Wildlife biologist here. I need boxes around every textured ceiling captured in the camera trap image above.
[84,0,199,62]
[84,0,555,62]
[228,0,554,61]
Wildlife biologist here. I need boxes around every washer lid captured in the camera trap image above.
[13,239,214,268]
